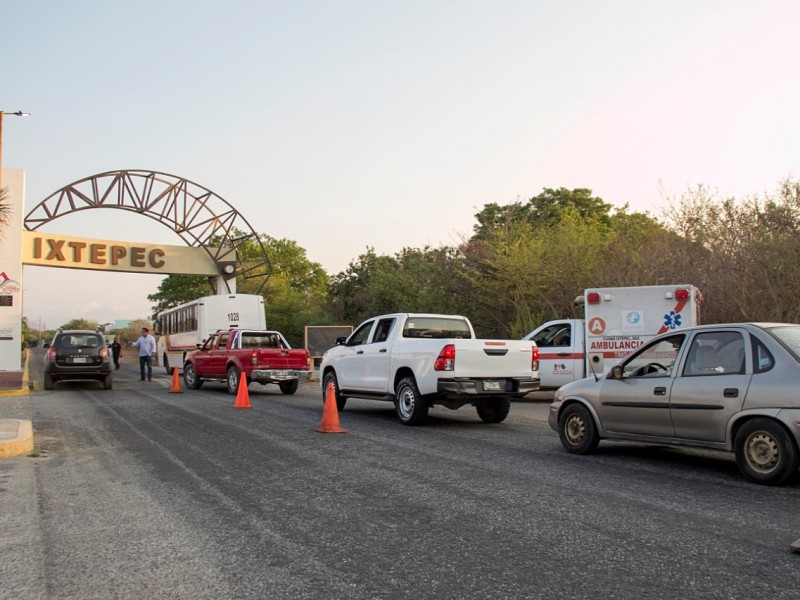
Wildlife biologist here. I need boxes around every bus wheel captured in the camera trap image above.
[163,353,171,374]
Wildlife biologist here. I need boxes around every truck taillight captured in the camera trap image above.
[434,344,456,371]
[251,350,257,366]
[532,346,539,372]
[586,292,601,304]
[675,288,690,300]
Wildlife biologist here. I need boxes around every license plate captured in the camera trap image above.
[483,380,501,391]
[72,357,90,364]
[274,370,288,377]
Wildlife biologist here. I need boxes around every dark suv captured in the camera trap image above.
[43,330,113,390]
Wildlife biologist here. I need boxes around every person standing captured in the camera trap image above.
[110,338,122,370]
[131,327,156,381]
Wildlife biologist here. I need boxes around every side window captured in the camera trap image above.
[532,324,571,348]
[218,333,230,348]
[348,321,374,346]
[622,334,685,378]
[374,318,396,343]
[683,331,744,377]
[752,336,774,373]
[203,334,218,350]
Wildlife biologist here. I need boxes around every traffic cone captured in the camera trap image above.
[169,367,183,393]
[232,372,252,409]
[315,382,346,433]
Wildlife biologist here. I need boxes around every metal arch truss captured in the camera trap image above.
[23,169,272,294]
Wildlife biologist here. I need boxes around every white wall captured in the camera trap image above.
[0,168,24,371]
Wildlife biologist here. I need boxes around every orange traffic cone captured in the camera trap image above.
[232,372,252,409]
[315,382,346,433]
[169,367,183,393]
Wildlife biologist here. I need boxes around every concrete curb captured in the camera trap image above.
[0,419,34,458]
[0,350,34,458]
[0,348,31,397]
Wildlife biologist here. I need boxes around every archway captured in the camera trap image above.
[23,169,271,293]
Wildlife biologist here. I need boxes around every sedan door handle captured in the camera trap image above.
[654,387,667,396]
[379,348,387,353]
[724,388,739,398]
[356,350,364,355]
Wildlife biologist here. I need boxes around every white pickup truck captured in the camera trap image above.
[319,313,540,425]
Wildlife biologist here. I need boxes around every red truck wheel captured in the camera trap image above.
[279,380,298,395]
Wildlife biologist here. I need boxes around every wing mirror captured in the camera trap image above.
[609,365,623,379]
[335,336,347,345]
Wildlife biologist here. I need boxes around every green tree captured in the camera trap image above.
[148,275,210,317]
[327,246,468,327]
[473,187,612,240]
[59,318,100,330]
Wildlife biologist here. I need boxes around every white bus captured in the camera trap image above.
[155,294,267,373]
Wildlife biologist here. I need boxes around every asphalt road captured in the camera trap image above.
[2,359,799,599]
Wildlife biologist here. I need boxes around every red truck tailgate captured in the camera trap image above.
[256,348,308,369]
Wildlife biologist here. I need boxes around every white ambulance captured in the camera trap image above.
[522,285,703,389]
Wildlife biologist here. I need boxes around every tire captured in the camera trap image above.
[103,374,113,390]
[322,371,347,411]
[279,379,299,395]
[394,376,429,426]
[476,398,511,423]
[183,363,203,390]
[734,418,800,485]
[227,366,242,395]
[558,403,600,454]
[43,372,54,391]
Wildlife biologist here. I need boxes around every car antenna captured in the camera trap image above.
[585,337,600,382]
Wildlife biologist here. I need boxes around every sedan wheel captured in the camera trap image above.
[734,418,799,485]
[558,403,600,454]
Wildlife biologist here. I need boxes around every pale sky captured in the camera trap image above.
[2,0,799,329]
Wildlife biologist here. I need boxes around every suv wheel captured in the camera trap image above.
[103,374,113,390]
[43,372,54,391]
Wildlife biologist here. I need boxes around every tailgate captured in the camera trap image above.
[256,349,308,369]
[452,340,534,377]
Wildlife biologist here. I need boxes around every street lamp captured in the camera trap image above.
[0,110,31,191]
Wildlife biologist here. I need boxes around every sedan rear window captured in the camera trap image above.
[766,325,800,362]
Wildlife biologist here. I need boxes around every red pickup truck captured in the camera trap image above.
[182,329,311,395]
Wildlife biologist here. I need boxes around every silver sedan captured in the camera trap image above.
[549,323,800,485]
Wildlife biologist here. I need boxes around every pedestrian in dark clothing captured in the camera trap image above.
[110,339,122,370]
